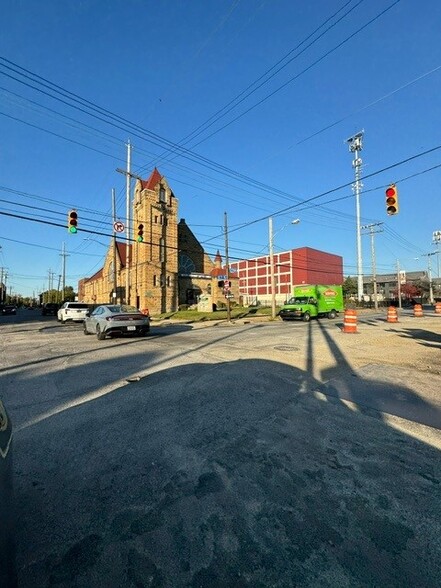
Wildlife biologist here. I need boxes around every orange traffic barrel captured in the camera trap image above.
[342,308,357,333]
[413,304,423,318]
[435,302,441,314]
[386,306,398,323]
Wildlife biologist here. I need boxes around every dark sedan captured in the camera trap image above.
[1,305,17,316]
[41,303,59,316]
[83,304,150,340]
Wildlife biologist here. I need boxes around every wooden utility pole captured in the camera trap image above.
[224,212,231,323]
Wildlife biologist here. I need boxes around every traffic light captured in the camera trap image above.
[385,184,399,215]
[137,223,144,242]
[68,210,78,233]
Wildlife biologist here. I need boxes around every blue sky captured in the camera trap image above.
[1,0,441,298]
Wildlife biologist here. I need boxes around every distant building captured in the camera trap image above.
[230,247,343,306]
[363,270,441,301]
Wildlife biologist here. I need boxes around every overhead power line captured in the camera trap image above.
[150,0,363,165]
[175,0,401,151]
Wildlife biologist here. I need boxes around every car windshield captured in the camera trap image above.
[107,305,139,314]
[287,297,309,305]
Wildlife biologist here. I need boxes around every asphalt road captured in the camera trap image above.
[1,309,441,587]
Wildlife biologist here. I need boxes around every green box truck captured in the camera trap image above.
[279,284,344,322]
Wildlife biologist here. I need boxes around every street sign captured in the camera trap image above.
[217,274,227,280]
[114,221,125,233]
[225,293,234,299]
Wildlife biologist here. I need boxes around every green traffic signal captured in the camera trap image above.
[68,210,78,233]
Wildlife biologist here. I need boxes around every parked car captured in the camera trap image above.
[57,302,90,323]
[0,305,17,316]
[0,400,17,587]
[41,303,59,316]
[83,304,150,340]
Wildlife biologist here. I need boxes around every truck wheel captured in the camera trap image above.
[328,310,336,319]
[303,312,311,322]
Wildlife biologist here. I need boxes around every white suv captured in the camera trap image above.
[57,302,90,323]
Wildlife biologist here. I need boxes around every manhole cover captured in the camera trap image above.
[274,345,299,351]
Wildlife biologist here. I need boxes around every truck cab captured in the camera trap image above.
[279,296,319,322]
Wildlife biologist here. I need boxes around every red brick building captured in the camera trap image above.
[230,247,343,306]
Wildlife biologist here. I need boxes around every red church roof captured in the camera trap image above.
[140,168,162,191]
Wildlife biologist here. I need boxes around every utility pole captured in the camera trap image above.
[433,230,441,278]
[346,131,364,303]
[125,140,131,304]
[112,188,118,303]
[0,267,4,303]
[60,242,68,303]
[361,222,383,310]
[224,212,231,323]
[269,217,277,320]
[116,141,143,305]
[396,260,402,310]
[423,252,437,304]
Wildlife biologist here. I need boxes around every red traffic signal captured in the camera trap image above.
[68,210,78,233]
[137,223,144,242]
[385,184,399,215]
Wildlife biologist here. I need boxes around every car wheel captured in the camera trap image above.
[303,312,311,322]
[83,323,90,335]
[140,328,150,336]
[96,325,106,340]
[328,310,336,319]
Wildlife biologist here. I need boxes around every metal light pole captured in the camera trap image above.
[269,217,300,319]
[346,131,364,303]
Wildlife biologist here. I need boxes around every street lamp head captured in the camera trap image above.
[291,218,300,225]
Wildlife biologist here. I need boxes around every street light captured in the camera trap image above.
[269,217,301,319]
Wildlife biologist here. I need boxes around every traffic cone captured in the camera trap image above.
[386,306,398,323]
[342,308,357,333]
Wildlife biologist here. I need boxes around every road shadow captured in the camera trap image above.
[11,349,441,586]
[315,320,441,429]
[393,327,441,348]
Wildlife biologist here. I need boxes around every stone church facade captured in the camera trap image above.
[78,169,239,314]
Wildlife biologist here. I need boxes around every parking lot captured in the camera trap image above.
[1,308,441,586]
